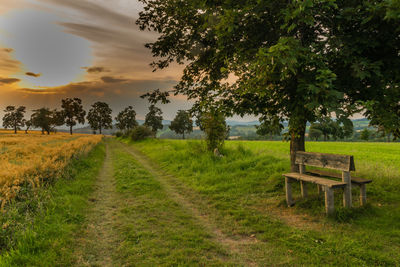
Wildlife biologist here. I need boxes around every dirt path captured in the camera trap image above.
[75,141,119,267]
[116,141,259,266]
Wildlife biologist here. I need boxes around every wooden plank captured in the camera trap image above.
[285,177,294,207]
[295,151,355,171]
[342,171,352,208]
[307,169,372,185]
[317,185,323,195]
[283,173,347,188]
[325,187,335,215]
[360,184,367,206]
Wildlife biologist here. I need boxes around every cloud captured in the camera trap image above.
[26,72,42,77]
[0,77,21,84]
[83,66,109,73]
[101,76,128,83]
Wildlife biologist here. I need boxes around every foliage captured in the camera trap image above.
[31,108,64,135]
[169,110,193,139]
[115,106,138,133]
[61,98,86,135]
[129,125,154,141]
[0,132,102,209]
[310,118,353,141]
[2,106,26,134]
[144,105,163,134]
[360,128,372,141]
[87,102,113,134]
[256,117,283,138]
[137,0,400,170]
[308,125,323,141]
[198,110,228,152]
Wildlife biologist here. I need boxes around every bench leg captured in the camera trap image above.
[285,177,294,207]
[325,187,334,215]
[360,184,367,206]
[300,181,308,198]
[342,171,352,208]
[317,185,323,195]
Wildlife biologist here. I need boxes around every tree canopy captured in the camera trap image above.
[2,106,26,134]
[61,98,86,135]
[169,110,193,139]
[87,102,113,134]
[144,105,163,134]
[137,0,400,170]
[115,106,138,132]
[31,108,64,135]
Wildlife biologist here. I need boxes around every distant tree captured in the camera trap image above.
[2,106,26,133]
[144,105,163,134]
[115,106,138,133]
[308,124,323,141]
[256,117,283,139]
[311,118,353,141]
[87,102,113,135]
[197,110,229,152]
[169,110,193,139]
[31,108,63,135]
[61,98,86,135]
[360,128,371,141]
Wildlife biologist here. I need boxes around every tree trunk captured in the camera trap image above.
[99,126,102,135]
[70,125,73,135]
[182,132,185,139]
[14,125,17,134]
[290,126,306,172]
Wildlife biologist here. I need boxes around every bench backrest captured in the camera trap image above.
[295,151,355,172]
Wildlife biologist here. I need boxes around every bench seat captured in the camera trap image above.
[307,169,372,185]
[283,173,347,188]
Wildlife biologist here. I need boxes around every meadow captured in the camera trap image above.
[126,139,400,265]
[0,130,102,209]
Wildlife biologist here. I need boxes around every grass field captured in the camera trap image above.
[126,139,400,265]
[0,131,102,209]
[1,135,399,266]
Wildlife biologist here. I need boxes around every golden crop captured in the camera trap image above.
[0,131,102,210]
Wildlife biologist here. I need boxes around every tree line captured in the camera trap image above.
[1,98,198,139]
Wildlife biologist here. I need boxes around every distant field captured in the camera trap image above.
[127,139,400,265]
[0,130,102,209]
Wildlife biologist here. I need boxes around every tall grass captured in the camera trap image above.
[129,139,400,265]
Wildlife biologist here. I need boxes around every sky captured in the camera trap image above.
[0,0,227,122]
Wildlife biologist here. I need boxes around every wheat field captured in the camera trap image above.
[0,130,102,209]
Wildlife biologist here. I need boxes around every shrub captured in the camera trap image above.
[115,131,123,138]
[129,126,154,141]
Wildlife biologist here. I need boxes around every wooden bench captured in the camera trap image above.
[283,151,372,215]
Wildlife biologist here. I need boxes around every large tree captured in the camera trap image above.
[144,105,163,134]
[115,106,138,133]
[169,110,193,139]
[137,0,400,171]
[31,108,64,135]
[2,106,26,134]
[87,102,113,134]
[61,98,86,135]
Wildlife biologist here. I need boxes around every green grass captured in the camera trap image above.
[127,139,400,266]
[110,146,233,265]
[0,143,105,267]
